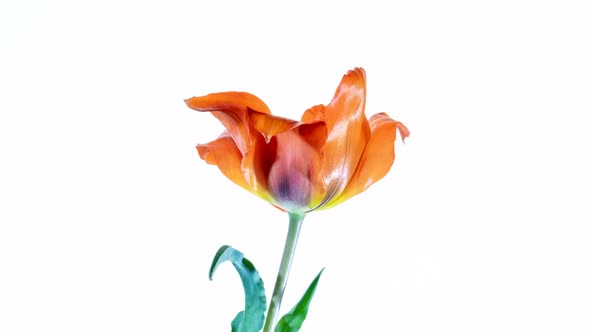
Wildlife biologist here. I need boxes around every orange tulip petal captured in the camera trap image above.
[297,121,327,152]
[185,92,271,155]
[314,68,371,207]
[241,132,276,197]
[301,104,326,123]
[296,121,328,208]
[323,113,410,208]
[196,132,250,191]
[249,109,299,142]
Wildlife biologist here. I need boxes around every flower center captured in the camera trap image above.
[267,131,314,213]
[269,164,311,213]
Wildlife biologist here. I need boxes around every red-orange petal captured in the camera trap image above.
[322,113,410,208]
[185,92,271,155]
[297,121,327,152]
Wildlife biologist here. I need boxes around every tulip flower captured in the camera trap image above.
[186,68,409,214]
[186,68,409,332]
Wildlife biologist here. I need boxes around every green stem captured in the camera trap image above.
[262,212,305,332]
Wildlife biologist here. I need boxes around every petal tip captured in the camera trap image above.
[343,67,366,83]
[196,144,210,161]
[184,97,198,109]
[397,122,410,143]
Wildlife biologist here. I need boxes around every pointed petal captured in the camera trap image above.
[196,132,250,191]
[185,92,271,155]
[314,68,371,207]
[323,113,409,208]
[198,132,275,201]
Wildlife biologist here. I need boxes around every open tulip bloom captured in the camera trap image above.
[186,68,409,331]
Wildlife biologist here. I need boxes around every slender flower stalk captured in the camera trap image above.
[263,213,305,332]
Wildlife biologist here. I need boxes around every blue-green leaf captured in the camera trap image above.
[274,268,324,332]
[209,245,267,332]
[231,311,245,332]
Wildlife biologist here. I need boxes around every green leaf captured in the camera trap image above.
[274,268,324,332]
[209,245,267,332]
[231,311,245,332]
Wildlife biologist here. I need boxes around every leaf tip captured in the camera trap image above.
[209,244,233,280]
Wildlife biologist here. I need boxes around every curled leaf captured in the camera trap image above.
[210,245,267,332]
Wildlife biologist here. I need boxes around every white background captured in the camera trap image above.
[1,0,589,331]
